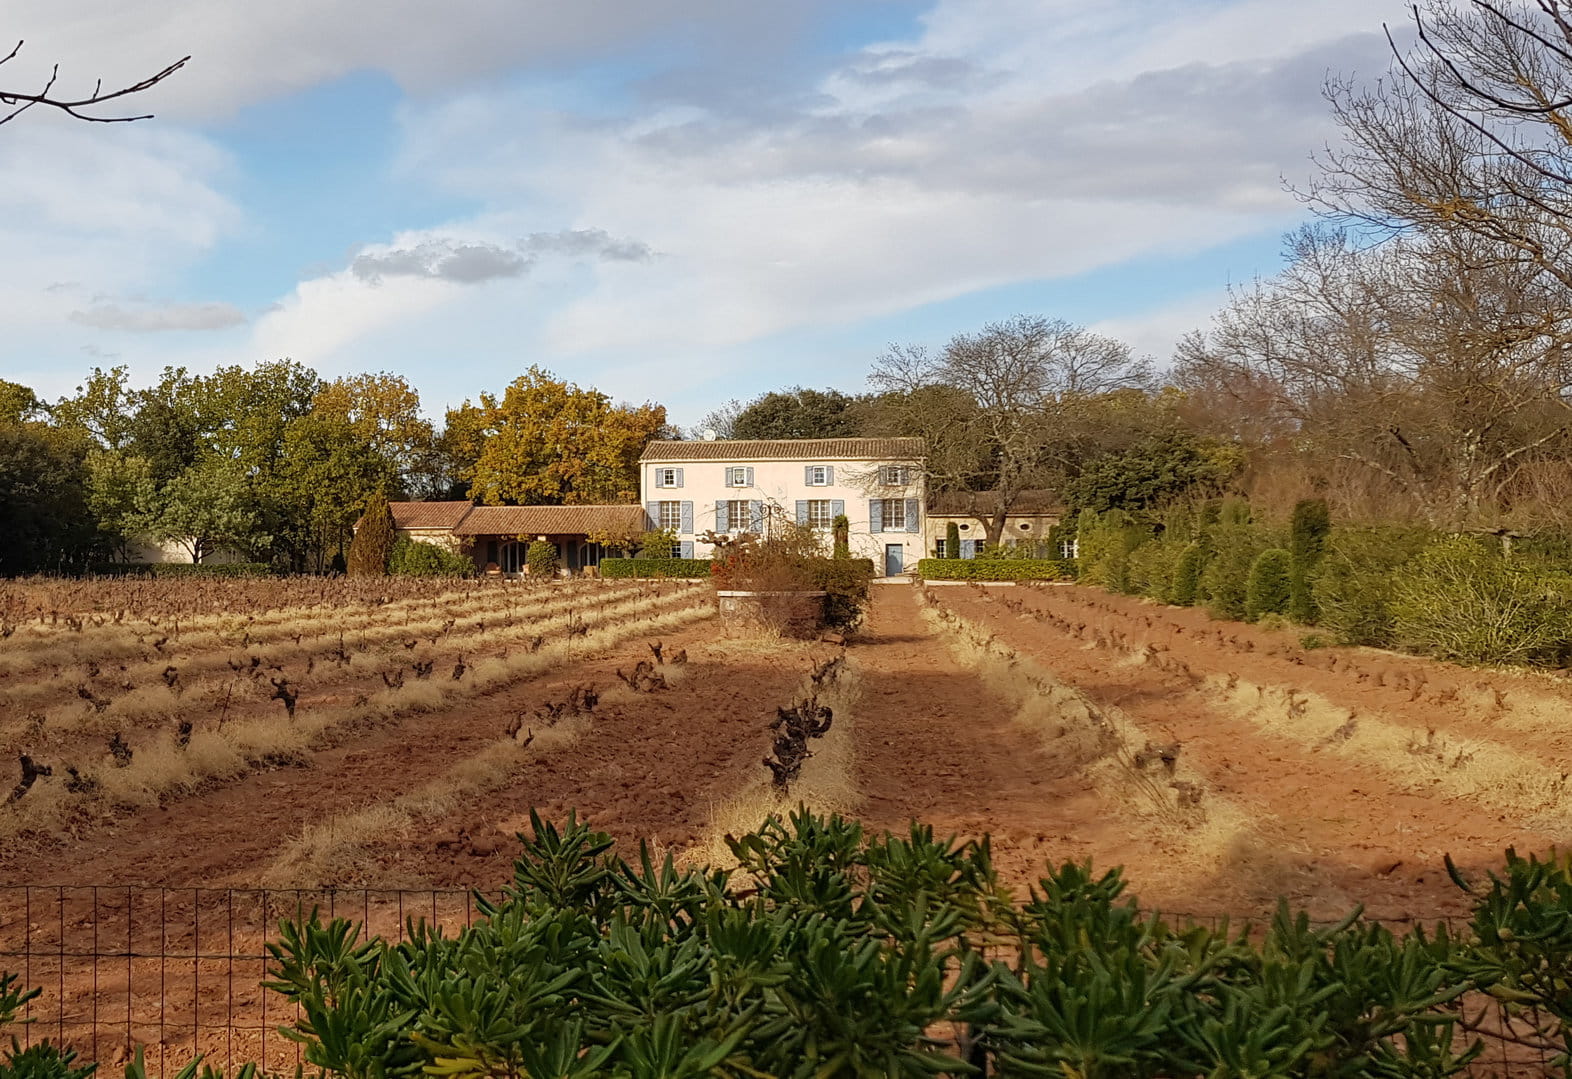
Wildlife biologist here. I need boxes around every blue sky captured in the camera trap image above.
[0,0,1406,428]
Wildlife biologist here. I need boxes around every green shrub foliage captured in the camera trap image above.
[945,521,961,558]
[1312,527,1430,647]
[600,558,712,579]
[346,492,394,577]
[806,556,876,627]
[1201,509,1268,621]
[1244,547,1293,621]
[918,558,1069,581]
[525,539,559,578]
[1171,542,1206,607]
[89,562,272,578]
[1289,498,1332,623]
[1390,536,1572,665]
[388,537,472,576]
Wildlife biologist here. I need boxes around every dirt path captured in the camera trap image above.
[847,584,1164,893]
[0,617,724,889]
[937,585,1559,918]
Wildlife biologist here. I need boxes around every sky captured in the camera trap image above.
[0,0,1409,429]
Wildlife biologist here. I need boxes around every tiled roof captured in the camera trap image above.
[928,490,1064,517]
[640,437,926,462]
[388,501,474,529]
[451,504,650,537]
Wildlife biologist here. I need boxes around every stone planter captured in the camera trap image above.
[716,590,827,637]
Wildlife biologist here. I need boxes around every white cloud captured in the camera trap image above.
[69,300,247,331]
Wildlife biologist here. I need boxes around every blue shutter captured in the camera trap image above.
[803,466,813,486]
[869,499,883,533]
[645,501,658,528]
[680,501,693,534]
[750,500,764,532]
[716,500,729,532]
[680,540,694,558]
[825,465,835,485]
[963,539,977,560]
[795,501,808,525]
[745,466,754,486]
[674,467,684,488]
[905,498,919,533]
[830,499,844,521]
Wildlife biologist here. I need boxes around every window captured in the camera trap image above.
[880,465,907,486]
[657,501,683,532]
[805,500,833,529]
[655,468,679,488]
[727,499,752,532]
[727,466,749,487]
[806,466,829,486]
[879,498,906,529]
[935,539,946,558]
[1060,538,1080,560]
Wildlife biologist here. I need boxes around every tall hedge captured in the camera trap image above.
[1288,499,1331,623]
[1201,504,1266,621]
[347,492,394,577]
[1245,548,1293,621]
[1171,542,1206,606]
[1312,527,1430,646]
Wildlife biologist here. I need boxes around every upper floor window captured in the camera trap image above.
[655,467,681,488]
[806,465,830,486]
[657,501,683,532]
[726,466,749,487]
[880,465,909,486]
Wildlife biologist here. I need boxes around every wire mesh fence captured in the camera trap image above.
[0,886,1560,1077]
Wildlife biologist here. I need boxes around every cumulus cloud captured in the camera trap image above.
[522,228,654,262]
[350,239,529,284]
[69,301,248,332]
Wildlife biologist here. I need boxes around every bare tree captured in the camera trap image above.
[1,40,188,126]
[869,314,1152,544]
[1175,226,1572,525]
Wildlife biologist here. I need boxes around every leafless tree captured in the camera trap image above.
[869,314,1152,544]
[1175,226,1572,525]
[1,40,188,126]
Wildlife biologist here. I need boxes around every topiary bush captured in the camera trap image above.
[1389,536,1572,665]
[1289,498,1331,624]
[1313,527,1431,647]
[525,539,559,578]
[1171,542,1206,606]
[1201,509,1268,621]
[1245,547,1293,622]
[346,492,394,577]
[388,536,473,577]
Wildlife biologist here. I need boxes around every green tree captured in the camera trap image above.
[0,380,44,425]
[1288,498,1332,623]
[728,388,866,440]
[271,411,387,572]
[84,449,158,561]
[945,521,961,558]
[448,367,668,505]
[1245,548,1293,622]
[0,424,95,574]
[1064,431,1243,516]
[145,457,263,563]
[1172,542,1206,606]
[526,539,559,578]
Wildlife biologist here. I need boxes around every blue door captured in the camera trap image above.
[884,544,904,576]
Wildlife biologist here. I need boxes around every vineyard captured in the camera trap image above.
[2,575,1571,1073]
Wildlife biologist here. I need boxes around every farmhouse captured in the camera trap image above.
[925,490,1065,558]
[387,501,646,574]
[639,437,927,575]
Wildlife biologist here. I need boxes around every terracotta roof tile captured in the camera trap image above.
[451,504,649,537]
[640,438,925,462]
[388,501,474,529]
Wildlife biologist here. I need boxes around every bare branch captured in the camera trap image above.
[0,40,188,127]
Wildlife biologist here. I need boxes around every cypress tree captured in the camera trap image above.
[945,521,961,558]
[1288,498,1331,623]
[1245,548,1293,621]
[347,492,394,577]
[1173,543,1205,606]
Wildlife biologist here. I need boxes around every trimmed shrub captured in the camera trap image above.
[1171,543,1206,606]
[1312,527,1431,647]
[389,537,472,577]
[347,492,394,577]
[1245,548,1293,622]
[832,515,850,559]
[1390,537,1572,665]
[1126,540,1185,604]
[636,529,678,559]
[918,558,1069,581]
[525,539,559,578]
[1201,519,1268,621]
[1288,499,1331,623]
[807,557,876,627]
[600,558,712,579]
[945,521,961,558]
[88,562,273,578]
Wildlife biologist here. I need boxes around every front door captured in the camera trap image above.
[884,544,904,577]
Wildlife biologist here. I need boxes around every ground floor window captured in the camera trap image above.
[806,499,833,529]
[657,501,683,532]
[880,498,906,529]
[935,539,946,558]
[727,499,751,532]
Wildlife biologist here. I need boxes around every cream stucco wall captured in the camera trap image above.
[396,528,466,554]
[924,513,1063,557]
[640,455,925,569]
